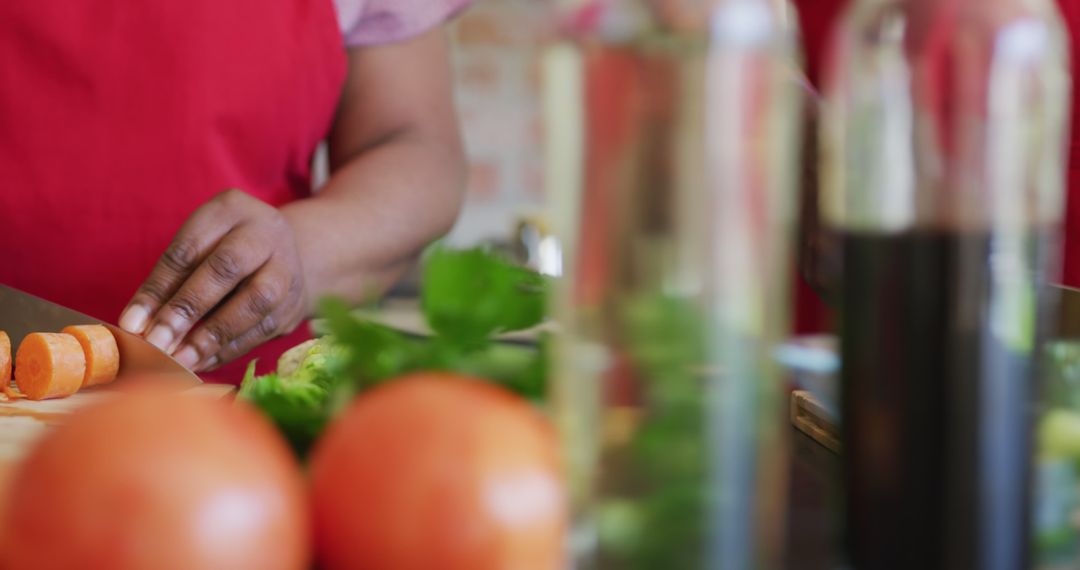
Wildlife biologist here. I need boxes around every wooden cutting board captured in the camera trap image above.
[0,384,235,468]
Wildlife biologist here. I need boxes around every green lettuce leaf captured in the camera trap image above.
[421,247,546,345]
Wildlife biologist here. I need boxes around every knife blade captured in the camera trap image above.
[0,284,201,385]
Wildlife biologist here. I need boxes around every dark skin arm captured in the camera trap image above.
[118,29,466,371]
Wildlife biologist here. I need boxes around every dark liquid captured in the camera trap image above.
[840,230,1053,570]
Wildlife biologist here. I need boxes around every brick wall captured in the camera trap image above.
[445,0,555,245]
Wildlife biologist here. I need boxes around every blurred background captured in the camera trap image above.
[445,0,552,246]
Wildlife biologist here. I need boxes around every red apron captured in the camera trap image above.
[0,0,347,383]
[1059,0,1080,286]
[793,0,848,334]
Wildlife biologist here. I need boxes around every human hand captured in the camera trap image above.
[119,190,309,371]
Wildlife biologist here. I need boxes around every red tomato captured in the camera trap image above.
[310,373,567,570]
[0,390,309,570]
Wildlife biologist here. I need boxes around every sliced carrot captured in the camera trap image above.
[62,325,120,388]
[0,331,10,386]
[15,333,86,401]
[2,384,24,401]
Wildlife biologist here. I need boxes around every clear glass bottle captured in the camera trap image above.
[820,0,1071,567]
[544,0,803,567]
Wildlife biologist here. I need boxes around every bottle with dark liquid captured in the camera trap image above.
[821,0,1071,568]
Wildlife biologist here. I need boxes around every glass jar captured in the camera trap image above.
[544,0,803,567]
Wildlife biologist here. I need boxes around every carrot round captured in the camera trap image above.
[61,325,120,388]
[15,333,86,401]
[0,331,10,386]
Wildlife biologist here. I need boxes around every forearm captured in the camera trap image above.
[120,29,465,366]
[282,132,465,312]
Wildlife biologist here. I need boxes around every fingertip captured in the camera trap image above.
[174,345,200,370]
[146,325,174,352]
[197,355,221,373]
[119,305,150,335]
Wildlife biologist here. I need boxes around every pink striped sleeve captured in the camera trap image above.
[335,0,472,47]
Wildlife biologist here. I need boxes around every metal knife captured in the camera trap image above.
[0,284,202,385]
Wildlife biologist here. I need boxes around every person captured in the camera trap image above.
[0,0,471,383]
[790,0,847,334]
[792,0,1080,331]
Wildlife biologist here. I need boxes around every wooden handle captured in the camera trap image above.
[791,390,841,454]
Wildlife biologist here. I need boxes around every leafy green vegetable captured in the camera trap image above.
[319,297,433,386]
[1045,340,1080,412]
[422,247,546,345]
[320,247,548,397]
[319,297,547,399]
[236,337,346,453]
[276,339,320,377]
[238,246,549,458]
[238,358,330,455]
[594,293,709,569]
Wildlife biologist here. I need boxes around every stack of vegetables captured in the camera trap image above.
[0,247,566,570]
[240,247,549,456]
[0,324,120,401]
